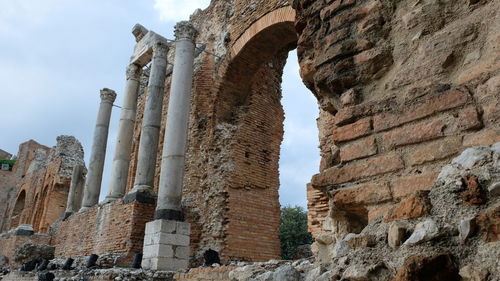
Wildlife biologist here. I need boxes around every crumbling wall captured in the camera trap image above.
[0,136,85,266]
[295,0,500,238]
[51,199,155,265]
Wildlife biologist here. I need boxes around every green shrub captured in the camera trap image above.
[280,205,313,260]
[0,159,16,171]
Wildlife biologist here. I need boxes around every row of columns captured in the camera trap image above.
[64,22,198,270]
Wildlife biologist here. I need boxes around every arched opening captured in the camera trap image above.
[10,189,26,229]
[42,183,69,233]
[33,185,49,232]
[214,6,319,262]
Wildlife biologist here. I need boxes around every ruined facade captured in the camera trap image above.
[1,0,499,280]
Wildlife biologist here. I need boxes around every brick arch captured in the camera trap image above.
[212,5,301,262]
[230,6,296,59]
[217,6,298,122]
[9,189,27,229]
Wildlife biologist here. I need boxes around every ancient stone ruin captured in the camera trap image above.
[0,0,499,280]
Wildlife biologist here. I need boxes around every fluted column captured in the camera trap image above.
[125,42,169,203]
[155,22,198,221]
[105,64,142,203]
[80,89,116,211]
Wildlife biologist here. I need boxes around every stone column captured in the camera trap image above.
[125,42,169,203]
[155,22,198,221]
[104,64,142,203]
[80,89,116,211]
[63,165,85,218]
[142,21,197,271]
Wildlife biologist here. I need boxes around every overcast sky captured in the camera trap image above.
[0,0,319,208]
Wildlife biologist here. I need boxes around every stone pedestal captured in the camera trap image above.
[142,219,190,271]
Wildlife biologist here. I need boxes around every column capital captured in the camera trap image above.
[174,21,198,41]
[100,88,117,103]
[126,64,142,81]
[152,42,169,59]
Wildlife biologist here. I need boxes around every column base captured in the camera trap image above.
[142,219,191,271]
[61,212,73,221]
[155,208,184,221]
[78,206,91,213]
[123,189,156,204]
[12,224,34,236]
[103,195,122,204]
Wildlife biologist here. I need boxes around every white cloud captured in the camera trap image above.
[153,0,210,22]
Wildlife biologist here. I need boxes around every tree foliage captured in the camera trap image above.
[280,205,313,260]
[0,159,15,171]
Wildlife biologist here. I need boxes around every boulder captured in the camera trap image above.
[272,265,300,281]
[0,255,8,267]
[488,182,500,197]
[452,147,491,169]
[459,265,489,281]
[404,219,439,245]
[393,253,460,281]
[388,222,407,248]
[458,218,476,243]
[14,243,55,265]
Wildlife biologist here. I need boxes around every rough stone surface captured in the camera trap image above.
[13,243,55,265]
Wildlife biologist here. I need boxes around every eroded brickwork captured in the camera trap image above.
[295,0,500,239]
[52,200,155,265]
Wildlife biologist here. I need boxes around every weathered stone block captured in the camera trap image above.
[339,136,377,162]
[332,118,372,143]
[312,154,403,187]
[143,244,174,259]
[145,219,177,235]
[385,191,431,222]
[382,119,446,149]
[174,246,190,260]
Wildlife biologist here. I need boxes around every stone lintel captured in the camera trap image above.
[130,31,169,66]
[132,23,148,42]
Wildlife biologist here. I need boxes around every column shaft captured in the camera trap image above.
[65,165,85,215]
[126,42,169,201]
[80,89,116,211]
[155,22,198,220]
[105,64,142,202]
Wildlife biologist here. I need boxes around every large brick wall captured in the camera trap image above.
[51,200,155,265]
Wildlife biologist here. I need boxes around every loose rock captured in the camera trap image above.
[404,219,439,245]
